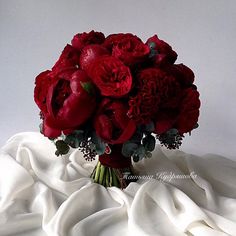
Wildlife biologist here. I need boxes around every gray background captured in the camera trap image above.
[1,0,236,160]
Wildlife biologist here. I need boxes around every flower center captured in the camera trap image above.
[52,79,71,115]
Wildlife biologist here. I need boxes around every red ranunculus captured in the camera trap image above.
[128,68,181,124]
[71,30,105,51]
[103,33,150,66]
[88,56,132,97]
[35,68,97,138]
[146,35,177,66]
[94,99,136,144]
[52,44,80,72]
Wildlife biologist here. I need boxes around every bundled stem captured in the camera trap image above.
[91,161,134,188]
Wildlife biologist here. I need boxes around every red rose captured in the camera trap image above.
[79,44,109,71]
[71,30,105,51]
[94,99,136,144]
[128,68,181,124]
[88,56,132,97]
[34,70,53,114]
[146,35,177,66]
[52,44,80,72]
[35,69,97,138]
[103,33,150,66]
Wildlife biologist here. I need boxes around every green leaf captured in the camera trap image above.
[80,81,95,95]
[64,135,80,148]
[129,131,143,144]
[133,155,140,162]
[55,140,70,155]
[148,42,156,49]
[135,145,146,159]
[143,135,156,151]
[122,142,138,157]
[167,128,178,135]
[64,130,84,148]
[145,151,152,158]
[91,133,106,155]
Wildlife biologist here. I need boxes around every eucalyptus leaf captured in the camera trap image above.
[134,145,146,159]
[145,151,152,158]
[64,135,80,148]
[167,128,178,136]
[132,155,140,163]
[122,142,138,157]
[64,130,84,148]
[129,131,143,144]
[143,135,156,152]
[91,133,106,155]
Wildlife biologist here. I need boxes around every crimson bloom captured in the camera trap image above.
[71,30,105,51]
[104,33,150,66]
[146,35,177,66]
[88,56,132,98]
[94,99,136,144]
[34,69,97,138]
[128,68,181,124]
[52,44,80,72]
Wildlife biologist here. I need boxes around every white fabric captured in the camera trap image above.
[0,132,236,236]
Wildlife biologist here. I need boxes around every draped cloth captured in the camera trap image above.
[0,132,236,236]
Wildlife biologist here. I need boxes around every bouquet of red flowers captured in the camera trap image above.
[34,31,200,188]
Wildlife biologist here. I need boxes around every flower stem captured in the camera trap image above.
[94,161,101,183]
[91,161,135,188]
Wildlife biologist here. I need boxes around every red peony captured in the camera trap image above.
[71,30,105,51]
[88,55,132,97]
[146,35,177,66]
[103,33,150,66]
[169,63,195,87]
[34,70,53,114]
[52,44,80,72]
[35,69,97,138]
[94,99,136,144]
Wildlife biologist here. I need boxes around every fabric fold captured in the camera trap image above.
[0,132,235,236]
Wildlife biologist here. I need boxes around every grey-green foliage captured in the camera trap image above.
[122,142,139,157]
[91,132,106,155]
[64,130,84,148]
[143,134,156,152]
